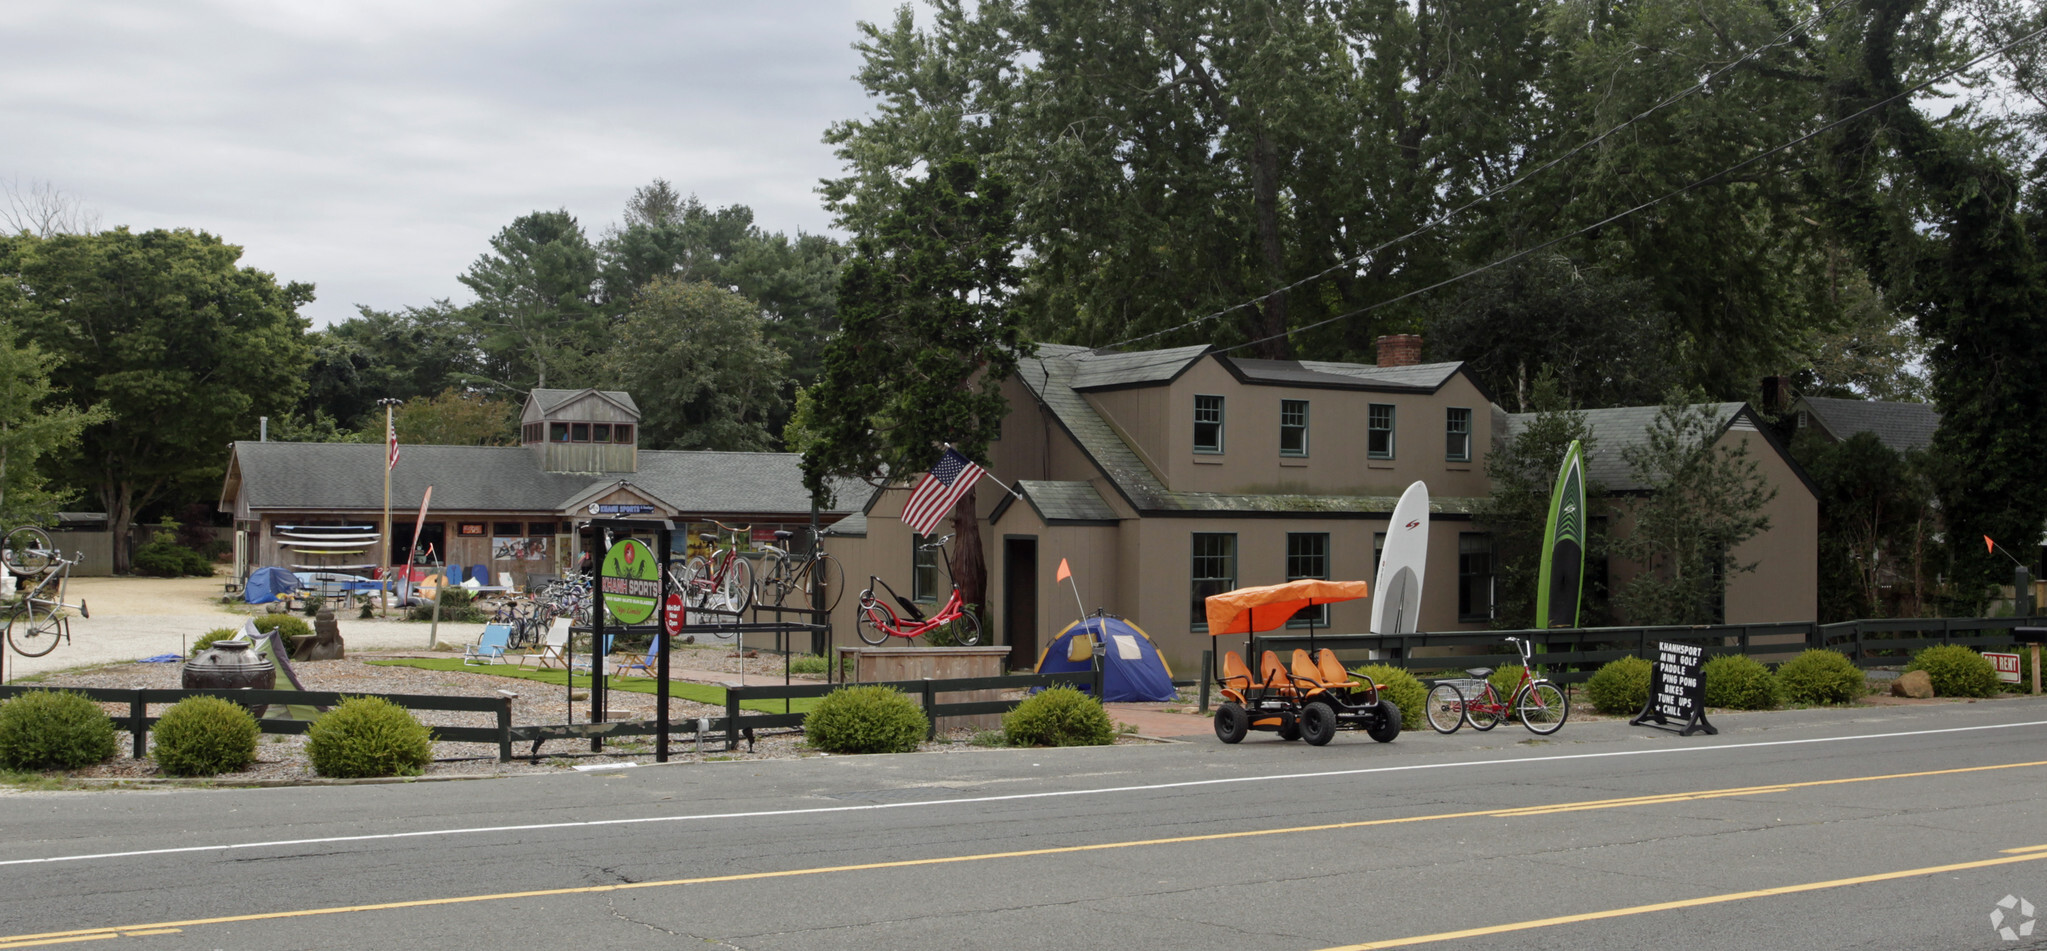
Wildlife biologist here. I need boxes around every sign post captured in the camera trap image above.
[2016,628,2045,696]
[1630,641,1717,736]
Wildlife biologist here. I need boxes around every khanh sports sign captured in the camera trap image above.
[600,538,661,624]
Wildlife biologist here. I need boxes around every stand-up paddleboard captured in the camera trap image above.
[1535,440,1588,630]
[1372,481,1430,634]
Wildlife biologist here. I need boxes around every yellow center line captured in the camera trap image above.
[1319,847,2047,950]
[6,758,2044,946]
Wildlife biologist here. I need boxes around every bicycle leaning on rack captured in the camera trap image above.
[675,520,755,617]
[3,526,89,658]
[756,527,844,613]
[1423,636,1569,735]
[854,534,980,646]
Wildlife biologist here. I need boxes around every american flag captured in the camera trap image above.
[387,417,401,470]
[900,447,984,537]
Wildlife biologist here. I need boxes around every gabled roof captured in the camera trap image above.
[525,388,641,419]
[1796,396,1939,454]
[990,480,1121,525]
[1503,402,1815,496]
[223,441,857,517]
[1017,345,1484,517]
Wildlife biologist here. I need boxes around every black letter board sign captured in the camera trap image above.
[1630,641,1717,736]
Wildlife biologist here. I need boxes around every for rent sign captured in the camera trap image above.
[600,538,660,624]
[1985,651,2022,684]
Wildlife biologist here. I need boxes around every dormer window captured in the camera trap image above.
[1194,395,1225,453]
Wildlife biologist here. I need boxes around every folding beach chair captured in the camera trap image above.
[520,617,572,669]
[614,636,661,676]
[464,624,512,665]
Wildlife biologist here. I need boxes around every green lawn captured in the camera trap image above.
[369,658,823,714]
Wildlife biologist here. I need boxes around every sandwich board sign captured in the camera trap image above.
[1630,641,1717,736]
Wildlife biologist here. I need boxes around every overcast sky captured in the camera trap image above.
[4,0,907,326]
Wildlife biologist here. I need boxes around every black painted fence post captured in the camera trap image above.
[922,678,936,739]
[131,692,147,759]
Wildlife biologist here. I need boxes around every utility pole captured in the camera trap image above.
[377,398,403,615]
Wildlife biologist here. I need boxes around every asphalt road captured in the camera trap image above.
[5,699,2047,951]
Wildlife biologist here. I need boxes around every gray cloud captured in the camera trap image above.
[3,0,907,324]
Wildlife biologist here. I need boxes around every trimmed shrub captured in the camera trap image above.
[305,696,435,778]
[1351,664,1427,731]
[1585,656,1654,715]
[409,586,486,622]
[0,690,119,770]
[804,685,927,754]
[190,627,244,658]
[1905,644,2000,698]
[1775,649,1866,706]
[132,519,215,577]
[252,614,314,645]
[1703,654,1781,710]
[1003,686,1116,747]
[151,695,259,776]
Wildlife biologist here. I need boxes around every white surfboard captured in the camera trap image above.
[1371,481,1430,635]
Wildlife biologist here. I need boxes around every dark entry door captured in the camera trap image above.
[1004,537,1039,671]
[395,521,445,567]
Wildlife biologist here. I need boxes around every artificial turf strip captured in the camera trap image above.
[368,657,823,714]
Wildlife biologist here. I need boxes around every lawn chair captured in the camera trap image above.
[614,636,661,677]
[520,617,572,668]
[464,624,512,665]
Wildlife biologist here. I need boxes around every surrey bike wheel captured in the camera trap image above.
[1425,682,1468,734]
[1516,681,1570,735]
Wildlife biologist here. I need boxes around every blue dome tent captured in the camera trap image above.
[1035,614,1176,703]
[242,566,303,604]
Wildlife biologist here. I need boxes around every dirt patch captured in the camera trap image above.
[64,574,242,617]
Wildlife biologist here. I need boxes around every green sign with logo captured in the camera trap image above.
[599,538,660,624]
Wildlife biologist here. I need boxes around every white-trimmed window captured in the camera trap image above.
[1368,404,1395,459]
[1280,399,1309,457]
[1194,395,1225,453]
[1446,407,1472,462]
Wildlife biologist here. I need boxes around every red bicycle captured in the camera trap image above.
[675,520,755,622]
[1424,636,1569,735]
[854,534,980,646]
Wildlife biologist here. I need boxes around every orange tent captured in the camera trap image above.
[1205,579,1370,637]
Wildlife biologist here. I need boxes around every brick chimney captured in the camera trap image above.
[1376,334,1423,368]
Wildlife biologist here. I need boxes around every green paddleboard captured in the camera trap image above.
[1535,440,1587,630]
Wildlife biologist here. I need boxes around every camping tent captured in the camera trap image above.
[242,566,302,605]
[1035,615,1176,702]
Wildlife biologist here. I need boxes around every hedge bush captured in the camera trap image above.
[151,695,259,776]
[1904,644,2000,698]
[1489,665,1527,704]
[305,696,435,778]
[1585,656,1654,715]
[1003,686,1115,747]
[0,691,119,770]
[189,627,244,658]
[1775,649,1866,706]
[1703,654,1781,710]
[804,685,927,754]
[1352,664,1427,731]
[409,586,486,622]
[132,521,215,578]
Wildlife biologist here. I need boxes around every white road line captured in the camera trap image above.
[5,717,2042,868]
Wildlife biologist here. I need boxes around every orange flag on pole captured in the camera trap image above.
[1987,535,1997,554]
[1056,558,1072,582]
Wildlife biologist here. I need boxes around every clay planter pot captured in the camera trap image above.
[182,639,277,693]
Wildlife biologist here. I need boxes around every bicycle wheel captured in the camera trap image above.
[682,556,711,599]
[761,551,796,606]
[935,610,980,646]
[717,555,755,614]
[811,552,846,614]
[1516,681,1569,735]
[855,599,893,645]
[1425,683,1467,734]
[3,527,53,576]
[5,602,64,657]
[1465,687,1503,731]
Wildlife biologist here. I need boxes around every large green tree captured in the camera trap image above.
[799,157,1026,620]
[600,279,790,451]
[0,228,312,571]
[1820,0,2047,595]
[1793,430,1936,620]
[459,210,601,391]
[0,321,110,525]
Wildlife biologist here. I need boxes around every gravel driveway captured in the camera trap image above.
[4,575,488,682]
